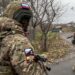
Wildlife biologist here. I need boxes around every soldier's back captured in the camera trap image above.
[0,17,33,75]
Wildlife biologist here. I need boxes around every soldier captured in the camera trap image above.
[0,1,33,75]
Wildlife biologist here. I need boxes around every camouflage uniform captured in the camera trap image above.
[0,1,33,75]
[0,17,34,75]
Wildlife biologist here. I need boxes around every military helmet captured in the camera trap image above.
[3,1,33,24]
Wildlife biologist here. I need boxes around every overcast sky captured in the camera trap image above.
[57,0,75,24]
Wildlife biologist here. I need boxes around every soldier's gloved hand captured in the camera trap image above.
[26,55,34,63]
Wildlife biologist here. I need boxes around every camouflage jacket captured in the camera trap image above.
[0,17,34,75]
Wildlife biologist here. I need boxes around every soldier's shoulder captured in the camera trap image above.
[0,17,20,25]
[12,34,29,43]
[0,17,11,22]
[2,34,29,45]
[0,17,22,31]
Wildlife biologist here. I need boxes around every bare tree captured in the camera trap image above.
[26,0,47,40]
[21,0,63,51]
[40,0,64,51]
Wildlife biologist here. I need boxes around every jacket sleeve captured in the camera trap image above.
[0,34,34,75]
[9,34,34,75]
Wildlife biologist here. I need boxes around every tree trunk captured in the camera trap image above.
[41,33,48,52]
[29,27,36,41]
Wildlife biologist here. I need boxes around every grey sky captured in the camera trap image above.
[57,0,75,24]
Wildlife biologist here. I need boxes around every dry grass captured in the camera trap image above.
[31,32,70,62]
